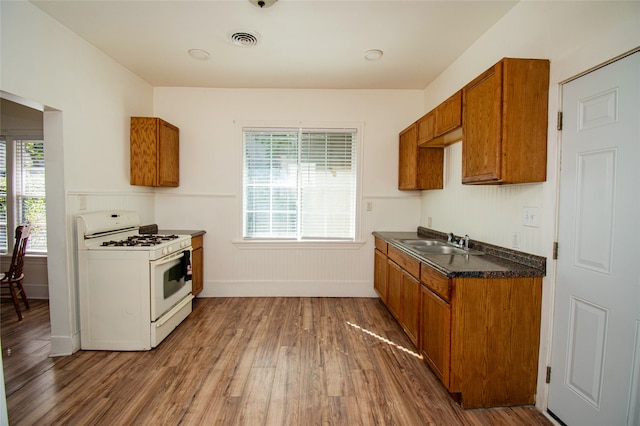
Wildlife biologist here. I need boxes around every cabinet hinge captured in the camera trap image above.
[557,111,563,131]
[546,366,552,383]
[553,242,559,260]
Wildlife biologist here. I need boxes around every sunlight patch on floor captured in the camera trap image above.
[346,321,422,359]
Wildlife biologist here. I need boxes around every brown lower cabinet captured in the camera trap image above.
[387,245,420,347]
[191,235,204,296]
[421,280,451,387]
[374,237,543,409]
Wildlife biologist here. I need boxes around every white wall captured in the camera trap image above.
[153,88,423,296]
[418,0,640,411]
[0,1,155,355]
[2,0,637,414]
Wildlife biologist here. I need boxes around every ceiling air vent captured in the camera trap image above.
[229,31,260,47]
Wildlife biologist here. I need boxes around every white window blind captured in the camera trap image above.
[0,141,7,251]
[243,127,357,240]
[0,138,47,253]
[15,140,46,252]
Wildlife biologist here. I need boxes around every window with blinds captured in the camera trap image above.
[0,139,47,253]
[243,127,357,240]
[0,142,6,251]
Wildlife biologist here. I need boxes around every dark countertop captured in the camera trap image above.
[159,229,206,238]
[373,228,546,279]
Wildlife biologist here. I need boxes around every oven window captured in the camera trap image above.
[164,262,186,298]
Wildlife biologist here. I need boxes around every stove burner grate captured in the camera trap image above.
[100,234,180,247]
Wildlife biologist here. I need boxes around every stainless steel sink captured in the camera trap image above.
[397,239,484,255]
[398,239,447,247]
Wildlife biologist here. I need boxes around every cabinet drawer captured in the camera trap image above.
[374,237,388,254]
[388,245,420,279]
[420,264,451,302]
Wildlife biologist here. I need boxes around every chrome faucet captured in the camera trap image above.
[448,233,470,250]
[462,234,470,250]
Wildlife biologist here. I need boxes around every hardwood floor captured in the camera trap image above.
[1,297,552,425]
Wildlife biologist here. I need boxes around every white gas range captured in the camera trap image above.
[76,210,193,350]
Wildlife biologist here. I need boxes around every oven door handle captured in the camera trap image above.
[155,251,187,266]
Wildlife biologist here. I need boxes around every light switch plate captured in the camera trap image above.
[522,207,539,227]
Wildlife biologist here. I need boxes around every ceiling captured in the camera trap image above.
[32,0,518,90]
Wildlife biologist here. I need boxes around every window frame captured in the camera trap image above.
[0,133,47,255]
[236,121,364,248]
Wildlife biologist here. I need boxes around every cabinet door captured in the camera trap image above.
[421,285,451,388]
[387,261,402,320]
[399,123,444,190]
[401,272,420,347]
[130,117,159,186]
[434,91,462,137]
[462,62,503,183]
[417,148,444,190]
[416,111,435,145]
[398,124,418,189]
[158,120,179,187]
[374,249,388,302]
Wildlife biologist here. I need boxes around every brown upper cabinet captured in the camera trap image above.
[399,123,444,190]
[416,111,435,145]
[418,90,463,147]
[462,58,550,184]
[130,117,180,187]
[398,57,550,189]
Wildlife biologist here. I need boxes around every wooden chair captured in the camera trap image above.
[1,224,32,321]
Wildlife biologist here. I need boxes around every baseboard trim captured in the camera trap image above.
[200,280,377,298]
[49,334,77,357]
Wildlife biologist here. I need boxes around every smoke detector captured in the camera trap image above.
[229,31,260,47]
[249,0,277,8]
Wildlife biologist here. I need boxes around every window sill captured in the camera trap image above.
[0,253,47,262]
[232,240,366,250]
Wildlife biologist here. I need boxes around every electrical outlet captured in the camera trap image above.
[513,232,520,248]
[366,201,373,211]
[427,217,432,228]
[522,207,539,227]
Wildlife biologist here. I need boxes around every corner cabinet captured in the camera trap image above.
[398,123,444,190]
[462,58,550,184]
[130,117,179,187]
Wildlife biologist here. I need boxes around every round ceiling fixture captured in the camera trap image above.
[249,0,278,8]
[188,48,211,61]
[363,49,384,61]
[229,31,260,47]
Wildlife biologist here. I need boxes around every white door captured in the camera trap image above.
[549,51,640,425]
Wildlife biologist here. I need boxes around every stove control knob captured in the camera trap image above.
[162,247,168,255]
[167,245,173,253]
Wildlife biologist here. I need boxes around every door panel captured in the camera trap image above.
[566,297,607,408]
[549,51,640,425]
[574,149,615,273]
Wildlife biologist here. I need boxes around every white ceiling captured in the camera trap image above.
[32,0,518,90]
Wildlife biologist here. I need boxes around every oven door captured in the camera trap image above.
[150,247,193,321]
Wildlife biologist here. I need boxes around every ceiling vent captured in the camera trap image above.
[229,31,260,47]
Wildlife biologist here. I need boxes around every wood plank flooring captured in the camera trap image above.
[1,297,552,425]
